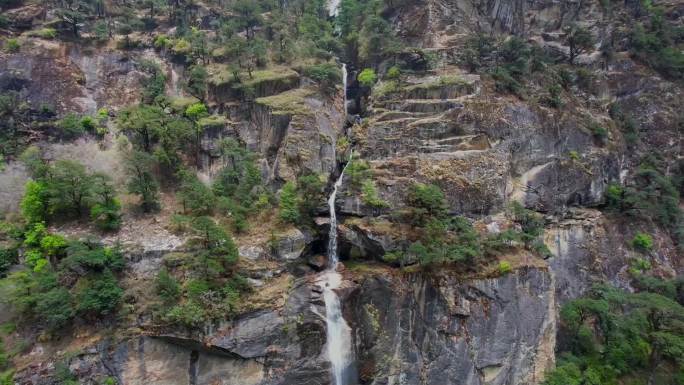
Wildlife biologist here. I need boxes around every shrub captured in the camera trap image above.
[0,247,18,277]
[74,271,123,317]
[154,34,171,49]
[35,287,74,330]
[386,66,401,80]
[156,269,180,304]
[587,122,608,141]
[361,180,388,210]
[407,183,447,225]
[547,84,563,108]
[4,39,19,53]
[125,151,159,213]
[40,234,67,257]
[278,182,299,224]
[165,301,205,327]
[631,232,653,252]
[177,171,215,215]
[90,199,122,231]
[357,68,377,88]
[57,114,85,139]
[303,62,341,92]
[296,173,325,220]
[20,180,48,224]
[498,260,512,275]
[185,103,208,120]
[491,67,522,95]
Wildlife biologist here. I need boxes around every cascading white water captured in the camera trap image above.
[341,63,348,114]
[327,0,341,17]
[169,64,181,96]
[318,61,356,385]
[321,159,354,385]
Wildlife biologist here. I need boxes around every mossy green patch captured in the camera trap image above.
[402,75,469,92]
[198,114,229,129]
[209,66,299,88]
[169,96,200,113]
[255,88,315,116]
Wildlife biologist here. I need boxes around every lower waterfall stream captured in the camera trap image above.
[320,160,356,385]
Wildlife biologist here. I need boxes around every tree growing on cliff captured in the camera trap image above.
[48,160,93,218]
[186,65,208,101]
[89,173,122,231]
[278,181,299,224]
[125,151,159,213]
[564,24,594,64]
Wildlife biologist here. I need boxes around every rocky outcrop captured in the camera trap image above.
[0,41,146,115]
[349,267,556,385]
[544,209,682,304]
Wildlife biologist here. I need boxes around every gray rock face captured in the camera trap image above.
[273,228,312,260]
[350,267,556,385]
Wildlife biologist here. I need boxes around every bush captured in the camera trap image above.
[357,68,377,88]
[90,199,122,231]
[631,232,653,252]
[75,271,123,317]
[0,247,18,277]
[407,183,447,225]
[35,287,74,330]
[155,269,180,304]
[303,62,341,92]
[587,122,608,141]
[386,66,401,80]
[165,301,206,328]
[20,180,48,224]
[491,67,522,95]
[361,180,387,210]
[278,181,299,224]
[4,39,19,53]
[544,282,684,385]
[498,261,512,275]
[57,114,85,138]
[177,171,215,215]
[28,28,57,39]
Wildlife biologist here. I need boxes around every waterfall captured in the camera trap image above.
[321,157,356,385]
[342,63,348,115]
[169,64,181,96]
[327,0,341,17]
[318,59,356,385]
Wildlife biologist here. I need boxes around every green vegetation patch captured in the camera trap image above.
[209,66,299,87]
[198,115,230,129]
[255,88,315,116]
[169,96,200,113]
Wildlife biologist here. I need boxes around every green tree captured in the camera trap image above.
[75,271,123,317]
[177,170,215,215]
[186,65,208,101]
[55,0,93,37]
[89,173,121,231]
[357,68,377,88]
[48,160,93,217]
[278,181,299,224]
[155,268,180,304]
[407,182,447,225]
[125,151,159,212]
[564,24,594,64]
[230,0,263,39]
[21,180,48,224]
[117,105,165,152]
[35,287,74,330]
